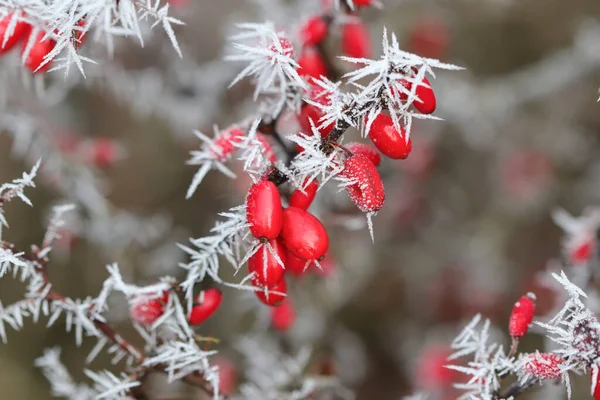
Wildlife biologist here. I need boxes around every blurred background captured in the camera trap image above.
[2,0,600,398]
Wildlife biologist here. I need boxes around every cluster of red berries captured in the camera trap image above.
[245,178,332,330]
[130,288,223,327]
[0,12,85,73]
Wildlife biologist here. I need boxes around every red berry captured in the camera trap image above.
[509,293,536,337]
[246,180,283,240]
[593,371,600,400]
[212,357,237,395]
[300,17,328,46]
[286,250,310,276]
[352,0,373,6]
[188,288,222,325]
[298,47,328,82]
[402,77,436,114]
[212,127,245,161]
[271,299,295,330]
[0,12,30,54]
[345,142,381,166]
[23,31,56,73]
[367,113,412,159]
[255,278,287,306]
[289,179,318,210]
[342,154,385,213]
[92,137,119,168]
[281,207,329,261]
[407,17,449,60]
[415,345,456,390]
[130,292,169,326]
[248,239,286,287]
[270,37,294,58]
[569,237,595,265]
[522,352,563,380]
[256,132,278,163]
[341,21,371,59]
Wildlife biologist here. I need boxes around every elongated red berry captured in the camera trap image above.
[353,0,373,6]
[522,352,563,380]
[255,278,287,306]
[130,292,169,326]
[401,76,436,114]
[281,207,328,261]
[188,288,222,325]
[0,12,30,54]
[212,128,245,161]
[247,180,283,240]
[256,132,278,163]
[248,239,286,287]
[509,293,536,337]
[341,21,371,59]
[346,142,381,166]
[271,299,295,330]
[592,371,600,400]
[367,114,412,159]
[290,179,318,210]
[298,47,328,82]
[298,84,334,137]
[342,154,385,213]
[300,17,328,46]
[286,250,310,276]
[23,31,56,73]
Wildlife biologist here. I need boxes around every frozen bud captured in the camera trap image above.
[509,293,536,337]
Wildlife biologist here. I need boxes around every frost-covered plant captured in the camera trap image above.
[0,0,467,398]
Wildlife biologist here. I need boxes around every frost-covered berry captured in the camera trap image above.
[23,31,56,73]
[255,278,287,307]
[298,47,328,82]
[248,238,286,287]
[281,207,329,261]
[0,12,30,54]
[270,37,294,59]
[129,292,169,326]
[509,293,536,337]
[342,154,385,213]
[300,17,328,46]
[341,20,371,59]
[367,114,412,160]
[211,127,245,161]
[298,85,334,137]
[399,77,437,114]
[211,357,237,396]
[271,299,295,331]
[256,132,278,163]
[246,180,283,240]
[346,142,381,166]
[286,250,310,276]
[188,288,222,325]
[289,179,318,210]
[521,352,563,380]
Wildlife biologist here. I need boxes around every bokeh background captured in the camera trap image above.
[2,0,600,398]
